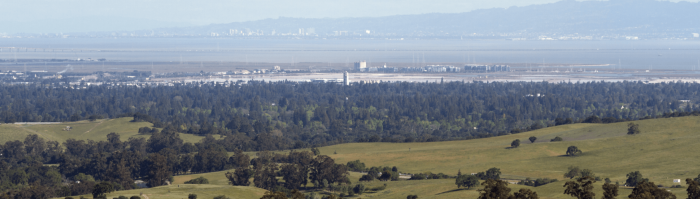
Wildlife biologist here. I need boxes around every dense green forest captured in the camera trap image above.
[1,81,698,151]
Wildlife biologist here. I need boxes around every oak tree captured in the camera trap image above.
[563,176,596,199]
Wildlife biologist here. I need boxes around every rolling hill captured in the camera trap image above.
[0,117,207,144]
[315,116,700,198]
[46,115,700,198]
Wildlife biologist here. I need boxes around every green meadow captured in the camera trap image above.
[63,184,267,199]
[0,117,206,144]
[323,116,700,185]
[43,116,700,198]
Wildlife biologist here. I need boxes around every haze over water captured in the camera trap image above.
[2,38,700,70]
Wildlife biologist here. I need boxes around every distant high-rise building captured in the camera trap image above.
[354,61,367,70]
[694,33,699,38]
[299,28,304,35]
[343,71,349,86]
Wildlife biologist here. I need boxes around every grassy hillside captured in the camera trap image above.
[173,169,238,186]
[336,176,682,199]
[312,116,700,198]
[54,184,267,199]
[0,117,206,144]
[47,116,700,198]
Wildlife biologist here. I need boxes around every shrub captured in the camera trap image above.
[213,196,229,199]
[346,160,366,172]
[428,172,450,179]
[188,193,197,199]
[353,184,366,194]
[627,123,640,135]
[511,139,520,148]
[184,176,209,184]
[551,136,563,142]
[390,171,399,181]
[130,196,140,199]
[409,173,427,180]
[359,174,374,182]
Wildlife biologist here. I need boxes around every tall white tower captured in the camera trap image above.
[343,71,349,86]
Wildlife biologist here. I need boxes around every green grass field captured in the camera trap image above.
[44,116,700,198]
[59,184,267,199]
[323,116,700,184]
[314,116,700,198]
[335,176,688,199]
[0,117,206,144]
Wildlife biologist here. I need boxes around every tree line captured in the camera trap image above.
[0,133,349,199]
[1,81,700,152]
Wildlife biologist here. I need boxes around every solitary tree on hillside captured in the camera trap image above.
[456,174,480,190]
[566,146,582,156]
[563,176,596,199]
[511,139,521,148]
[529,136,537,143]
[627,123,640,135]
[625,171,647,187]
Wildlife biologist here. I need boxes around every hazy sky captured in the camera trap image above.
[0,0,608,25]
[1,0,698,33]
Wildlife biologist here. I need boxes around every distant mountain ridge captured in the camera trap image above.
[148,0,700,38]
